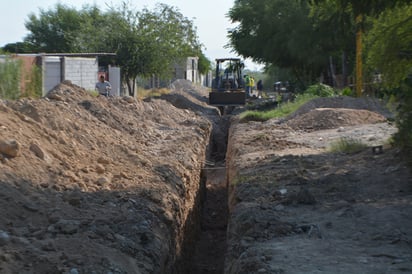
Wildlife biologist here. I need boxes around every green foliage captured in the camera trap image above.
[25,3,84,52]
[341,87,354,96]
[240,93,318,122]
[305,83,337,97]
[328,137,367,154]
[197,53,211,75]
[393,80,412,166]
[228,0,327,83]
[0,57,21,100]
[25,65,42,98]
[363,3,412,164]
[2,42,38,53]
[21,2,206,96]
[365,4,412,88]
[228,0,358,87]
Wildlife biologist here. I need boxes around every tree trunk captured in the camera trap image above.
[342,51,348,87]
[126,78,135,97]
[329,56,336,88]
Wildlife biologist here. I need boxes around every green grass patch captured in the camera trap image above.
[328,138,368,154]
[240,93,318,122]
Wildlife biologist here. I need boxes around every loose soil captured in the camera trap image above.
[0,80,411,274]
[225,97,412,274]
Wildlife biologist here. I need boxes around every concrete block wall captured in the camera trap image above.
[64,57,98,91]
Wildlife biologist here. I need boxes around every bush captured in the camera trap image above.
[0,57,21,100]
[328,138,367,154]
[305,83,336,97]
[341,87,354,97]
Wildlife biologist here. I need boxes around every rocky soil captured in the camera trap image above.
[0,80,411,274]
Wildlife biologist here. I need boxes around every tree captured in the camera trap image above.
[2,42,38,53]
[107,3,204,94]
[21,2,207,96]
[365,3,412,158]
[311,0,412,96]
[228,0,338,87]
[366,4,412,87]
[24,3,84,52]
[308,0,356,88]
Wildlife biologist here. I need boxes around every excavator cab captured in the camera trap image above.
[208,58,246,111]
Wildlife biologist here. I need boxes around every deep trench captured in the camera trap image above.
[184,115,231,274]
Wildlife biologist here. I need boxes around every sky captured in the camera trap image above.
[0,0,263,70]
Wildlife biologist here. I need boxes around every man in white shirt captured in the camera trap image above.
[95,75,112,96]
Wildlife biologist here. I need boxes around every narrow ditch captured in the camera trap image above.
[187,115,231,274]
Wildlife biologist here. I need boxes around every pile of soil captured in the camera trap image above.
[225,96,412,273]
[286,107,387,131]
[0,80,213,274]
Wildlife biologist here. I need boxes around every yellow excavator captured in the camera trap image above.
[208,58,246,114]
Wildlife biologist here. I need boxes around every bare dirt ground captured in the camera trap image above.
[0,80,216,274]
[225,97,412,274]
[0,80,411,274]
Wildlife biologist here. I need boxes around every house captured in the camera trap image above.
[1,53,120,97]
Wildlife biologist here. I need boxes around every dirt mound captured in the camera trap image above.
[224,97,412,274]
[0,80,212,274]
[284,96,394,121]
[286,107,388,131]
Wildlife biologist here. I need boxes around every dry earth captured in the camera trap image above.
[0,80,216,274]
[225,98,412,274]
[0,80,411,274]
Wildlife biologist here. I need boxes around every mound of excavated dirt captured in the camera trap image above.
[224,97,412,274]
[0,80,213,274]
[283,96,394,121]
[286,107,387,131]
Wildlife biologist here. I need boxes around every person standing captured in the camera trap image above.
[95,75,112,96]
[244,75,251,97]
[249,76,255,97]
[257,79,263,98]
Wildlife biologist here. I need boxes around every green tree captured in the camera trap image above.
[365,4,412,159]
[24,3,84,52]
[21,2,207,96]
[311,0,412,96]
[2,42,38,53]
[228,0,335,87]
[366,4,412,87]
[308,0,356,88]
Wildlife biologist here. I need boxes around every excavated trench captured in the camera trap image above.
[181,114,232,274]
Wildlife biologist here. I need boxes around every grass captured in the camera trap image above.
[328,138,368,154]
[137,87,170,100]
[239,93,318,122]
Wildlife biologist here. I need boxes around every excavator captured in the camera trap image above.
[208,58,246,114]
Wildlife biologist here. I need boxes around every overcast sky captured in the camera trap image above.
[0,0,263,70]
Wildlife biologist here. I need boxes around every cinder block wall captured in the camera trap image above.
[64,57,98,91]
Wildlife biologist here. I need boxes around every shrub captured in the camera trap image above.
[305,83,336,97]
[341,87,354,97]
[0,57,21,100]
[328,138,368,154]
